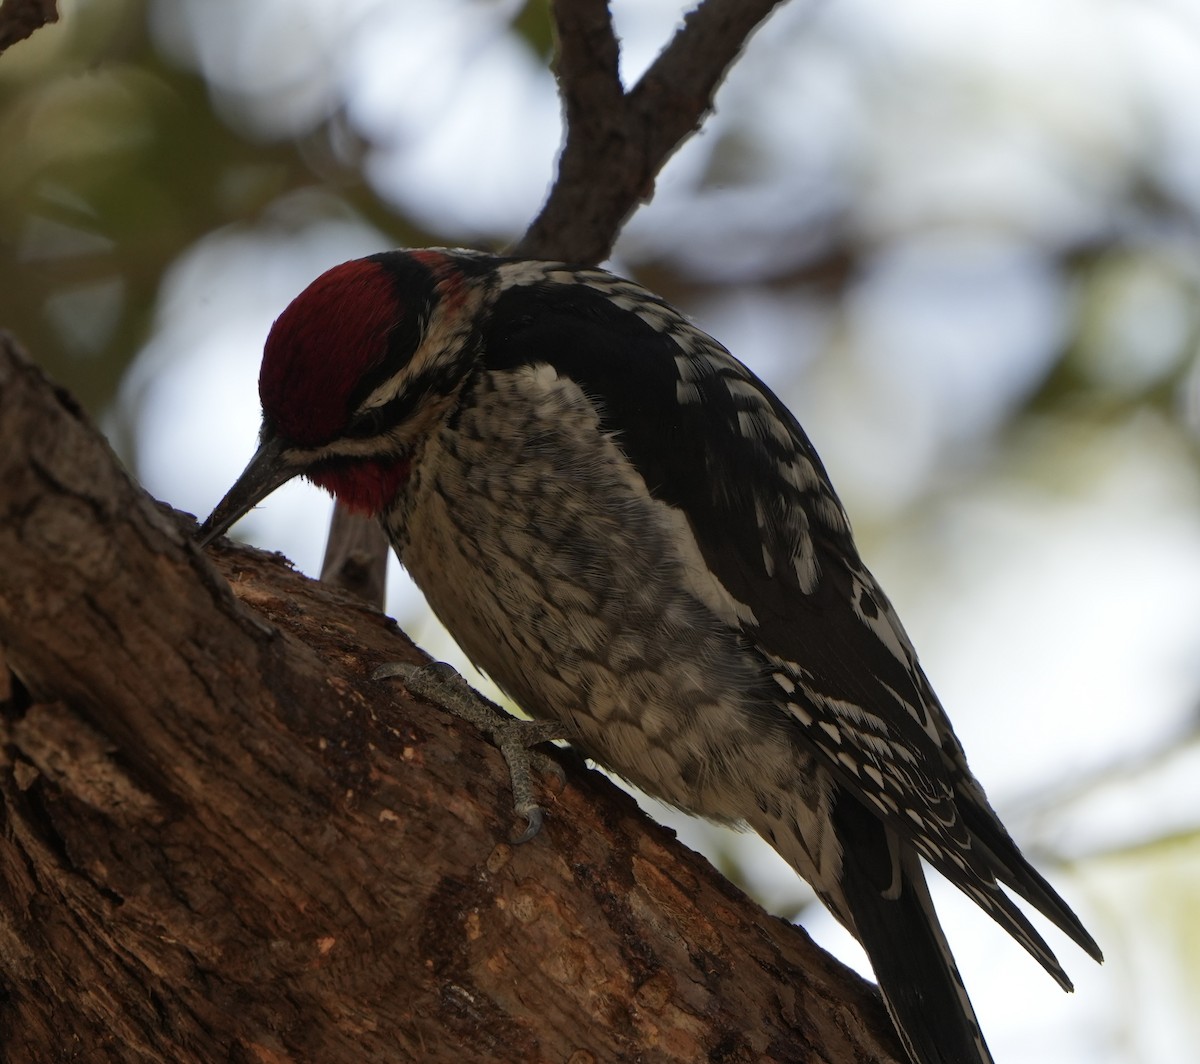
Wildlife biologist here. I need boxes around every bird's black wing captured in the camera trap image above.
[484,264,1099,975]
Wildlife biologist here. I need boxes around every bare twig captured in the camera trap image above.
[514,0,788,262]
[319,504,389,606]
[0,0,58,54]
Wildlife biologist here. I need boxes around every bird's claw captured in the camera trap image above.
[376,659,567,843]
[512,803,544,845]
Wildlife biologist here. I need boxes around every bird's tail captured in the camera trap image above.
[847,851,993,1062]
[806,789,995,1064]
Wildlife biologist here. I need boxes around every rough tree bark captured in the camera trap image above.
[0,2,908,1061]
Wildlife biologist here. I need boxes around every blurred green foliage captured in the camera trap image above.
[0,0,432,418]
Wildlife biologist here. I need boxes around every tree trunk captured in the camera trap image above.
[0,335,905,1063]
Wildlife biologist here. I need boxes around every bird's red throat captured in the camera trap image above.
[307,457,412,517]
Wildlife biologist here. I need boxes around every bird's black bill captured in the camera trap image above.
[196,434,296,547]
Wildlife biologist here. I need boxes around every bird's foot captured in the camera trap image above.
[374,660,567,843]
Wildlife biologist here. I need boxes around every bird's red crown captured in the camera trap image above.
[259,258,404,446]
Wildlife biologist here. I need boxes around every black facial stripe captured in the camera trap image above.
[343,364,466,441]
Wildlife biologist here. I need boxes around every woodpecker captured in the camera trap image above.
[198,248,1101,1064]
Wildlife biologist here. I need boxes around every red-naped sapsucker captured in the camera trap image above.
[199,249,1102,1064]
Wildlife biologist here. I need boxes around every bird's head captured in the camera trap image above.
[197,249,489,546]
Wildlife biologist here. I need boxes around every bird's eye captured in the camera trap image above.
[347,406,389,440]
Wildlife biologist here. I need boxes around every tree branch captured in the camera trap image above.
[0,0,58,55]
[320,501,390,605]
[514,0,787,262]
[630,0,787,168]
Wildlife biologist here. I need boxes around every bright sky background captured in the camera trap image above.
[116,2,1200,1061]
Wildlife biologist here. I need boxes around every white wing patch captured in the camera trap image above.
[849,575,944,745]
[851,576,915,668]
[655,500,761,630]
